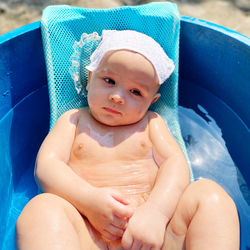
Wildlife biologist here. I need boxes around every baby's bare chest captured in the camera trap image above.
[70,128,153,163]
[68,120,158,205]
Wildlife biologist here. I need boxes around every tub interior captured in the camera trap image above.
[2,76,249,249]
[179,79,250,249]
[0,19,249,249]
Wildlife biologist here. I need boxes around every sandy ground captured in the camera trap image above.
[0,0,249,37]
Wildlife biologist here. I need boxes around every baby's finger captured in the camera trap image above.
[102,230,120,242]
[107,224,124,237]
[141,245,153,250]
[131,239,142,250]
[111,190,130,205]
[113,203,134,219]
[112,215,127,229]
[121,229,133,249]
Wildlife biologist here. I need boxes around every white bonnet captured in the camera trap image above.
[85,30,175,85]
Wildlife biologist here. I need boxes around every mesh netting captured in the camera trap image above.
[41,2,193,181]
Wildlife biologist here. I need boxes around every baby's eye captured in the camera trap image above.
[130,89,142,96]
[104,78,115,85]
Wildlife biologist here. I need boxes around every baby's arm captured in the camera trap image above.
[122,112,190,249]
[36,109,133,241]
[146,112,190,218]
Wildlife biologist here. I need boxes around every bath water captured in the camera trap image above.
[178,104,250,247]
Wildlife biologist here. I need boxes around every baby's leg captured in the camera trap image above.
[16,193,107,250]
[163,179,239,250]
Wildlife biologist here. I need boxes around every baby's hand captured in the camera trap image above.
[84,187,134,241]
[121,201,169,250]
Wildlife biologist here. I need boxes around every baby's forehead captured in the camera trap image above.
[99,50,156,73]
[85,30,175,85]
[96,50,160,88]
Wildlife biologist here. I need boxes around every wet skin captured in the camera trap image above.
[69,109,159,208]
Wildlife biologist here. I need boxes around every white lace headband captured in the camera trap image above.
[85,30,175,85]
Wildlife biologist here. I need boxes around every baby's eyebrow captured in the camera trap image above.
[132,80,150,93]
[96,67,152,93]
[97,67,117,76]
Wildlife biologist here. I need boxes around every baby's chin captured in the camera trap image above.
[92,114,142,127]
[89,108,147,127]
[96,119,139,127]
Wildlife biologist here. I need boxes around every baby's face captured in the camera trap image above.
[86,50,160,126]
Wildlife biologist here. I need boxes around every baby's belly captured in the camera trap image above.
[69,159,158,207]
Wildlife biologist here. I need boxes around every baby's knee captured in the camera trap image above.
[16,193,70,234]
[174,179,237,219]
[190,179,237,210]
[168,179,238,236]
[182,178,239,231]
[18,193,66,216]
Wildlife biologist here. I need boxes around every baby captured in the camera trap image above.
[16,30,239,250]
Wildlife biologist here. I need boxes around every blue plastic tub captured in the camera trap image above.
[0,17,249,249]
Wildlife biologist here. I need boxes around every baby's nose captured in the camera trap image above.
[109,93,125,104]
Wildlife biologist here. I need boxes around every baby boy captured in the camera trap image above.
[16,30,239,250]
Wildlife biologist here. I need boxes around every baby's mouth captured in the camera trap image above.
[103,107,121,115]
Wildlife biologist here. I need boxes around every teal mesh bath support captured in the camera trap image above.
[41,2,194,181]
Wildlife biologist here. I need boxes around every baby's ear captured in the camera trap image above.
[86,71,92,91]
[151,93,161,104]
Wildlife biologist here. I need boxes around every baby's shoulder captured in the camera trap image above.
[56,108,88,126]
[61,107,89,117]
[146,111,169,131]
[146,111,163,122]
[60,108,80,120]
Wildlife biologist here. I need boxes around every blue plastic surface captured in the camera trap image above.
[0,22,50,250]
[0,16,249,250]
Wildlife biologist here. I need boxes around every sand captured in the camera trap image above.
[0,0,249,37]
